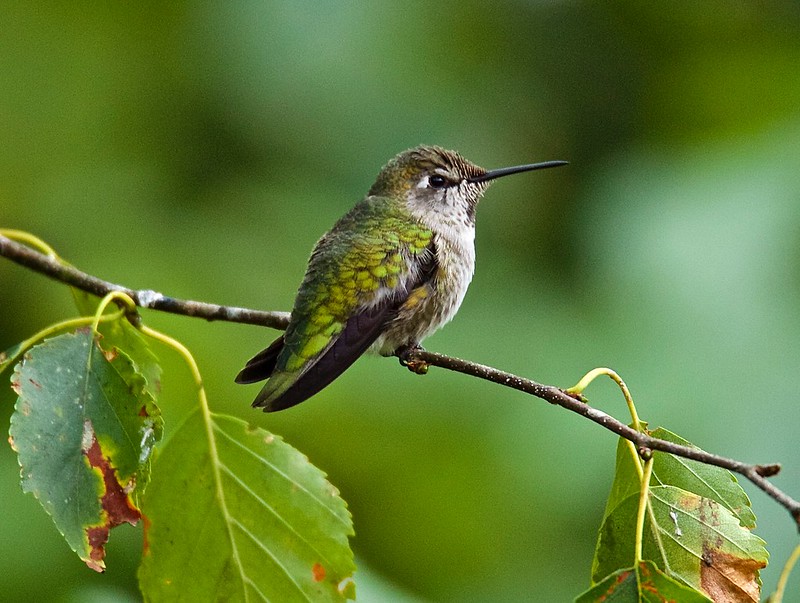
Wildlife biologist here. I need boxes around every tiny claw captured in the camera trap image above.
[397,344,429,375]
[407,360,429,375]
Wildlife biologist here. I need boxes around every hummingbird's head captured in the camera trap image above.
[368,145,568,231]
[369,146,489,228]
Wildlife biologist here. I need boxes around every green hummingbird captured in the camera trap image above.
[236,145,567,411]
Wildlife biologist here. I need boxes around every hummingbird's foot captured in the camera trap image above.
[397,344,429,375]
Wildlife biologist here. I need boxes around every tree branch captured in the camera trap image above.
[2,233,799,528]
[0,234,289,329]
[401,348,799,527]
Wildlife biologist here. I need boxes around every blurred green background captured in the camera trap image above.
[2,2,800,601]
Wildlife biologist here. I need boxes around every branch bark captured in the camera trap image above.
[0,234,289,329]
[2,233,799,528]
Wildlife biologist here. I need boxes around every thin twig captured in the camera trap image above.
[2,233,799,528]
[401,348,800,527]
[0,234,289,329]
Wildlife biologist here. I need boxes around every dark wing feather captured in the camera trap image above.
[251,242,439,412]
[254,299,399,411]
[234,335,285,384]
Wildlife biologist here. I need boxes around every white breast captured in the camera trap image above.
[372,214,476,355]
[428,227,475,330]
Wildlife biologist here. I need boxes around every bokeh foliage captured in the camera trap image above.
[2,2,800,601]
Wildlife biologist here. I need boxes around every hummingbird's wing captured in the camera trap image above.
[251,301,401,411]
[252,248,436,411]
[234,334,284,384]
[243,202,437,412]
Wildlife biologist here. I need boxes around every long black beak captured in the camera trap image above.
[468,160,568,183]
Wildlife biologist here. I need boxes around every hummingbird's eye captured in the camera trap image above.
[428,174,448,189]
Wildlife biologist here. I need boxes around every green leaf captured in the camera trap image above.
[598,438,642,526]
[96,317,162,402]
[592,430,768,601]
[595,485,767,599]
[70,285,162,400]
[139,410,356,602]
[576,560,712,602]
[104,347,163,502]
[8,329,162,571]
[647,427,756,528]
[597,427,757,529]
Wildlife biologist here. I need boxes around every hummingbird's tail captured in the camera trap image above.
[234,335,284,384]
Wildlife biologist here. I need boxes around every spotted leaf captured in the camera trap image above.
[8,328,161,571]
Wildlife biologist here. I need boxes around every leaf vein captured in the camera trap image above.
[218,460,337,567]
[231,517,314,603]
[211,420,349,527]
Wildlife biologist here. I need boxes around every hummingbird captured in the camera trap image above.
[236,145,567,411]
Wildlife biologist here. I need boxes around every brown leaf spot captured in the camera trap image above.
[138,405,149,417]
[312,562,326,582]
[636,562,658,596]
[28,378,41,388]
[86,527,108,572]
[81,420,141,573]
[700,547,766,602]
[102,348,118,362]
[0,351,7,363]
[593,569,632,601]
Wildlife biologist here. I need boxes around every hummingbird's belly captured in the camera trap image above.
[372,237,474,355]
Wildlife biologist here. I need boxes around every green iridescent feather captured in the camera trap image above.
[256,196,433,404]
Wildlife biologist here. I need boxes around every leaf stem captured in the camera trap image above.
[568,367,643,432]
[569,367,646,477]
[137,325,206,410]
[137,324,250,595]
[772,542,800,603]
[90,291,138,336]
[0,229,59,258]
[634,457,654,564]
[0,313,124,378]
